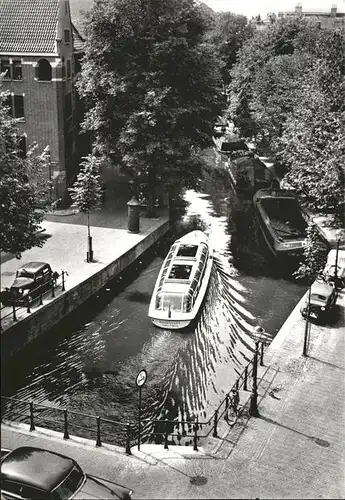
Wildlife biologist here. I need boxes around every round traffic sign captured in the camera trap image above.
[136,369,147,388]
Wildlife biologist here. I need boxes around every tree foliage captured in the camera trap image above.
[0,84,48,258]
[77,0,223,209]
[206,11,253,85]
[68,154,103,215]
[228,17,345,213]
[294,222,328,283]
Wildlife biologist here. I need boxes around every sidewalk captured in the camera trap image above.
[0,201,169,330]
[2,289,344,499]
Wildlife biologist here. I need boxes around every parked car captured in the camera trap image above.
[0,446,133,499]
[300,281,337,322]
[323,248,345,288]
[0,262,58,307]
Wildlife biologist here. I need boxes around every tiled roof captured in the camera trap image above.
[72,23,85,52]
[0,0,59,53]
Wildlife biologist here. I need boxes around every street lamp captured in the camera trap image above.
[303,287,311,357]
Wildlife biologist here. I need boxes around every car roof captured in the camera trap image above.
[311,281,333,294]
[1,447,75,492]
[17,262,50,272]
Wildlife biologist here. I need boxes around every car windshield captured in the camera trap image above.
[16,269,35,279]
[51,465,85,500]
[311,294,327,302]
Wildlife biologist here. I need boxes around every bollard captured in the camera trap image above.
[125,423,132,455]
[213,409,218,437]
[164,419,169,450]
[193,423,198,451]
[62,271,66,292]
[177,431,181,445]
[39,293,43,306]
[29,402,35,431]
[260,342,264,366]
[63,409,69,439]
[127,197,140,234]
[95,416,102,447]
[243,366,248,391]
[51,280,55,298]
[26,298,31,314]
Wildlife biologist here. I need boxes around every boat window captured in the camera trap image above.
[155,293,162,310]
[163,294,183,312]
[168,265,192,280]
[177,244,198,257]
[183,294,192,312]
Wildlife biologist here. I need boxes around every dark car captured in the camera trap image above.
[0,446,133,500]
[300,281,337,322]
[0,262,58,306]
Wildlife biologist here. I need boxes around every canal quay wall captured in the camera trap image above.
[1,214,170,362]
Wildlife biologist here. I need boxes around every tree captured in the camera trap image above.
[77,0,222,216]
[294,222,328,283]
[0,84,48,259]
[227,18,345,214]
[206,12,253,86]
[68,154,103,262]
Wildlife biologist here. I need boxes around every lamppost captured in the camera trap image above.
[303,287,311,357]
[334,238,340,289]
[43,145,52,200]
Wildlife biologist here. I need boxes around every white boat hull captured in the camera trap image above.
[148,230,213,330]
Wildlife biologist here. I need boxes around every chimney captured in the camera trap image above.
[331,4,337,16]
[295,3,302,13]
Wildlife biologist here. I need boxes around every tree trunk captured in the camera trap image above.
[146,167,157,218]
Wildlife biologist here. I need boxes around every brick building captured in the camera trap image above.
[278,3,345,30]
[0,0,85,201]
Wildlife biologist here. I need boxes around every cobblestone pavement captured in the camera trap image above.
[2,290,344,499]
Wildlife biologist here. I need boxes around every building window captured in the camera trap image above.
[13,95,24,118]
[4,94,12,115]
[12,60,23,80]
[1,59,11,79]
[64,29,71,44]
[65,93,72,118]
[17,135,27,158]
[36,59,52,81]
[67,60,71,79]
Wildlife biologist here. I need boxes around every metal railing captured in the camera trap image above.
[1,341,266,454]
[0,270,68,330]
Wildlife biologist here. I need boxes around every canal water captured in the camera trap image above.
[2,157,306,445]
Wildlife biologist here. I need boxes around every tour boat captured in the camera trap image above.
[253,188,308,257]
[148,230,213,329]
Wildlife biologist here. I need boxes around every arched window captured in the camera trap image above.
[35,59,52,81]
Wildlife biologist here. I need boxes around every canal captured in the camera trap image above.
[2,155,306,445]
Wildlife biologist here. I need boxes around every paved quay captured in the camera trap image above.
[2,289,344,499]
[0,202,169,330]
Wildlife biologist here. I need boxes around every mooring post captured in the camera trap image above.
[95,416,102,447]
[29,402,35,431]
[63,409,69,439]
[125,423,132,455]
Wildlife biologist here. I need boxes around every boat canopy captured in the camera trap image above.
[155,242,209,313]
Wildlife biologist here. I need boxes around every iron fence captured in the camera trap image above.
[0,270,68,330]
[1,341,265,454]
